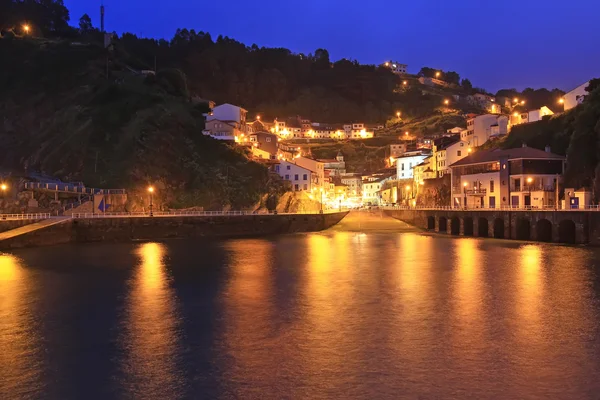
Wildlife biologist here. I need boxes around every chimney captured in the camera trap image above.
[545,145,551,153]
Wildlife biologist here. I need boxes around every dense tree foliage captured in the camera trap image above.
[496,87,565,111]
[0,0,71,36]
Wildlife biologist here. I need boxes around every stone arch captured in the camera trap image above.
[427,216,435,230]
[450,217,460,235]
[493,218,504,239]
[535,219,553,242]
[439,217,447,233]
[558,220,576,244]
[516,218,531,241]
[463,217,474,236]
[478,218,489,237]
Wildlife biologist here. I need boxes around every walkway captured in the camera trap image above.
[329,210,414,232]
[0,217,71,242]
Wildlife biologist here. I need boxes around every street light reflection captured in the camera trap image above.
[122,242,181,398]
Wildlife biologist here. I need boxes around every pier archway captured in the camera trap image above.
[493,218,504,239]
[558,220,576,244]
[450,217,460,235]
[427,216,435,230]
[463,217,474,236]
[516,218,531,241]
[478,218,489,237]
[439,217,447,233]
[535,219,553,242]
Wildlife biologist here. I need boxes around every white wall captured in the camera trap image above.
[208,104,247,124]
[396,154,427,179]
[564,81,589,111]
[275,161,313,191]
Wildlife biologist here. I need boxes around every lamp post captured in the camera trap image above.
[320,188,324,214]
[405,184,411,206]
[526,177,533,209]
[463,182,468,209]
[148,186,154,217]
[23,24,30,34]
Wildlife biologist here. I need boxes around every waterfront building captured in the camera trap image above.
[295,157,326,189]
[449,146,565,209]
[340,173,363,197]
[273,161,316,192]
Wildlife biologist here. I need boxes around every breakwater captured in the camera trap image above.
[0,212,348,250]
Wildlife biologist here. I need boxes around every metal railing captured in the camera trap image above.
[70,209,346,218]
[0,213,51,220]
[382,205,600,212]
[23,182,126,195]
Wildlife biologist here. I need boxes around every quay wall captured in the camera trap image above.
[0,219,43,233]
[384,209,600,245]
[0,212,348,250]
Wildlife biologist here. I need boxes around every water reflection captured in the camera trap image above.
[0,254,42,398]
[120,243,182,399]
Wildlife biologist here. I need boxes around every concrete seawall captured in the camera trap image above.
[0,212,348,250]
[384,209,600,245]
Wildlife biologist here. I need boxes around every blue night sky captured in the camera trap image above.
[65,0,600,93]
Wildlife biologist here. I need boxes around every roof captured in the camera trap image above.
[450,147,565,168]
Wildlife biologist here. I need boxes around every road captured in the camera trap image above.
[329,209,415,232]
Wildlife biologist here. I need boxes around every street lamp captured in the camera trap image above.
[23,24,30,34]
[444,99,449,106]
[405,184,411,205]
[436,71,441,78]
[403,80,407,85]
[405,131,409,136]
[526,177,533,209]
[463,182,468,209]
[256,115,261,120]
[147,186,154,217]
[558,98,564,104]
[319,188,324,214]
[396,111,401,119]
[0,183,7,192]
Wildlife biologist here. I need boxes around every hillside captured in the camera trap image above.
[0,38,272,210]
[490,80,600,198]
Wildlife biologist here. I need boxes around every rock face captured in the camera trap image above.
[0,212,349,249]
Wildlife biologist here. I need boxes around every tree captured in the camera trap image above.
[418,67,436,78]
[79,13,92,33]
[445,71,460,85]
[461,78,473,92]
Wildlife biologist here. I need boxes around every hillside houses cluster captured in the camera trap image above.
[202,103,380,143]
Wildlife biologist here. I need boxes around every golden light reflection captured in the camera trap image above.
[220,239,279,388]
[449,238,487,361]
[0,254,41,395]
[122,243,181,398]
[517,245,544,333]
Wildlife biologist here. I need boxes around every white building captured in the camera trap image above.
[396,151,430,180]
[461,114,509,147]
[449,146,565,209]
[563,81,590,111]
[340,173,363,197]
[343,123,374,139]
[294,157,326,188]
[203,103,249,141]
[384,61,407,74]
[274,161,315,192]
[207,103,247,125]
[510,106,555,126]
[432,137,472,178]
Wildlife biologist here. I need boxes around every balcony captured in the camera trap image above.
[511,185,556,192]
[466,188,487,196]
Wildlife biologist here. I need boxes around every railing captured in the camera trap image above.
[510,185,556,192]
[382,205,600,211]
[70,209,345,218]
[0,213,51,220]
[23,182,126,195]
[465,188,487,195]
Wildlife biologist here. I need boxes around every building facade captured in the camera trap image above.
[461,114,510,147]
[274,161,315,192]
[563,81,590,111]
[396,151,430,180]
[449,146,565,209]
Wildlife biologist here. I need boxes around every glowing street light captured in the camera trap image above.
[147,186,155,217]
[435,71,441,78]
[23,24,30,34]
[396,111,401,118]
[513,97,519,103]
[444,99,449,105]
[527,177,533,184]
[256,115,261,120]
[468,147,472,153]
[403,80,407,85]
[520,100,525,105]
[0,183,7,192]
[559,98,564,104]
[405,131,409,136]
[463,182,468,208]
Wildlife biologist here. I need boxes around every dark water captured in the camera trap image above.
[2,212,600,399]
